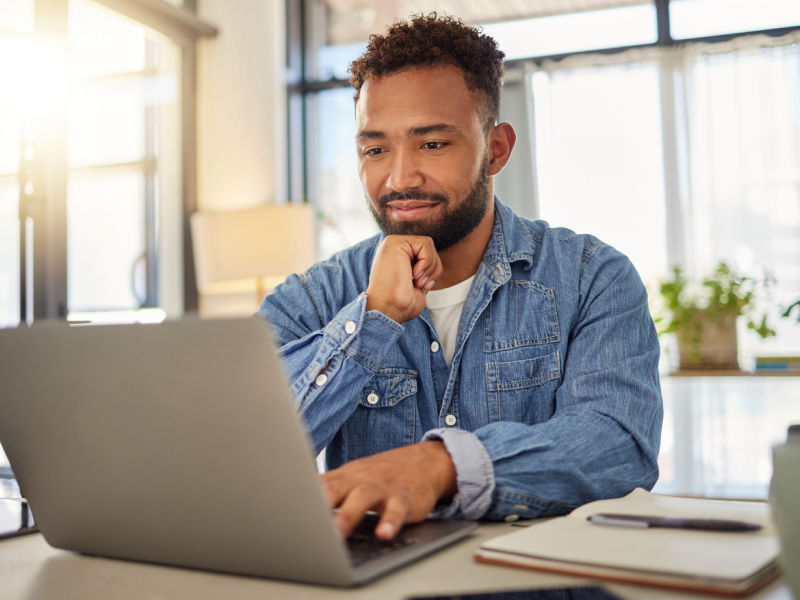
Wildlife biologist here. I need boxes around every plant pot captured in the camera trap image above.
[677,309,739,371]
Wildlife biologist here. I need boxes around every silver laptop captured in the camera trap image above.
[0,319,476,586]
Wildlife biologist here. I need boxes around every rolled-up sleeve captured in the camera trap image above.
[259,273,404,454]
[422,428,494,519]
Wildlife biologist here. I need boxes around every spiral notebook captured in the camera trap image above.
[475,489,780,597]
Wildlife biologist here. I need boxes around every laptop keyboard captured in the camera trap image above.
[346,532,418,567]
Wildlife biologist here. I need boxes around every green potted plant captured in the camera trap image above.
[657,262,776,371]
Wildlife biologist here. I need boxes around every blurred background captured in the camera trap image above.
[1,0,800,503]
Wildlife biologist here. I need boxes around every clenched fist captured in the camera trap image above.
[365,235,443,323]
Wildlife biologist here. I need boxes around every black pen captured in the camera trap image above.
[587,513,762,532]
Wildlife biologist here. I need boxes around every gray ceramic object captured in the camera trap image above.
[770,425,800,596]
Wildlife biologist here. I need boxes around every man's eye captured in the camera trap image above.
[365,148,384,156]
[424,142,446,150]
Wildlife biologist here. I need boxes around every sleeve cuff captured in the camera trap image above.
[323,293,404,373]
[422,428,495,520]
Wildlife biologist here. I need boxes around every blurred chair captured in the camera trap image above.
[191,204,316,318]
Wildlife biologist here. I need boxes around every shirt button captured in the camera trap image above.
[505,514,520,523]
[315,374,328,387]
[344,320,356,335]
[445,414,456,426]
[431,341,440,353]
[367,392,379,405]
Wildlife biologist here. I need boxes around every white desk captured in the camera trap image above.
[0,523,793,600]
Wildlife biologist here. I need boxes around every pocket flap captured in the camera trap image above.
[491,351,560,391]
[485,281,560,352]
[359,368,418,408]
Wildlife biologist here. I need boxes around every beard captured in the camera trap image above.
[366,155,491,252]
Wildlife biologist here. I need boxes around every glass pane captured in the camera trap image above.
[68,78,145,167]
[0,35,65,119]
[318,42,367,81]
[322,0,653,47]
[67,170,145,312]
[0,449,11,476]
[482,5,658,60]
[0,180,19,328]
[314,2,657,79]
[314,88,378,260]
[532,62,668,288]
[0,110,21,176]
[0,0,34,33]
[655,377,800,498]
[69,0,146,79]
[671,0,800,40]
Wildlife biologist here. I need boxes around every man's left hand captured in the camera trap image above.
[322,441,457,540]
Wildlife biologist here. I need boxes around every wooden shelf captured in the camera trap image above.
[668,370,800,377]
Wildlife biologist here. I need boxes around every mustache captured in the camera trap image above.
[377,190,448,208]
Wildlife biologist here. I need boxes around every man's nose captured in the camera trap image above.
[386,148,424,193]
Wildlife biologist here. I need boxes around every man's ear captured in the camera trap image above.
[487,122,517,176]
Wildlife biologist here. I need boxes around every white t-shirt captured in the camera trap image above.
[425,275,475,367]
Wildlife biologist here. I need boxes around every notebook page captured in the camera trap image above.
[480,489,778,581]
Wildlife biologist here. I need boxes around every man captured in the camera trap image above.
[258,14,662,541]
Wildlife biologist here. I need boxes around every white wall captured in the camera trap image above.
[196,0,286,212]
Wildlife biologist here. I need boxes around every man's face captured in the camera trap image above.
[355,65,492,252]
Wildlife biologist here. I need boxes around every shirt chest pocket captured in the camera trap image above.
[486,351,561,424]
[340,368,418,460]
[484,280,560,352]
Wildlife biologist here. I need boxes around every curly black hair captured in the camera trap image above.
[349,13,505,132]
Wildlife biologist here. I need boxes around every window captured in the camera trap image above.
[0,181,19,328]
[0,19,54,327]
[528,37,800,369]
[292,0,800,358]
[670,0,800,40]
[0,0,211,328]
[293,1,667,256]
[483,5,657,60]
[0,0,35,33]
[312,88,377,260]
[66,0,183,314]
[312,0,659,80]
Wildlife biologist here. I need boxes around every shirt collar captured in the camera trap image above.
[482,196,536,283]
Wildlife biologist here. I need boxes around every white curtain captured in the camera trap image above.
[679,36,800,357]
[531,50,668,290]
[529,35,800,359]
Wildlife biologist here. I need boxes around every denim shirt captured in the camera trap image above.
[257,198,663,521]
